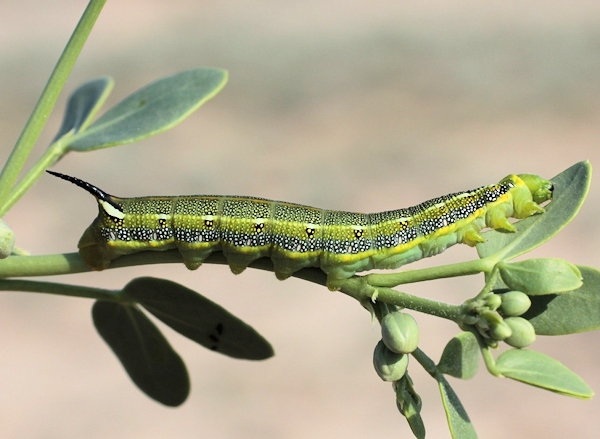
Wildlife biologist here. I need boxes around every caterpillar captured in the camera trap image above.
[48,171,553,290]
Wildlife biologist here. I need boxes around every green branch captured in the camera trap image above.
[339,277,463,321]
[0,0,107,215]
[0,249,472,322]
[0,249,327,282]
[366,257,492,288]
[0,279,119,301]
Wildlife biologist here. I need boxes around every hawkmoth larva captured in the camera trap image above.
[47,171,553,290]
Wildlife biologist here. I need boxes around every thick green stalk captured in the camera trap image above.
[0,250,325,283]
[0,250,464,321]
[366,257,492,288]
[0,0,107,215]
[339,279,463,321]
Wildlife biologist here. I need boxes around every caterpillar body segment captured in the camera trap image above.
[48,171,553,290]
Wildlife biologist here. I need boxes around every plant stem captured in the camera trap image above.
[480,344,501,376]
[411,348,442,379]
[0,250,463,320]
[366,258,491,288]
[338,278,463,321]
[0,279,119,301]
[0,0,107,216]
[0,250,325,282]
[3,143,66,213]
[0,251,182,278]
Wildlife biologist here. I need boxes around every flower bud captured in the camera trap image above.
[485,293,502,311]
[504,317,536,348]
[381,312,420,354]
[489,321,512,341]
[500,291,531,317]
[373,340,409,382]
[481,310,503,326]
[462,315,479,326]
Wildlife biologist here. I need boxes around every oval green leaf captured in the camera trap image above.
[498,259,582,295]
[477,161,591,260]
[437,332,479,380]
[438,375,478,439]
[52,77,114,144]
[495,348,593,399]
[66,68,227,151]
[92,300,190,406]
[123,277,274,360]
[524,265,600,335]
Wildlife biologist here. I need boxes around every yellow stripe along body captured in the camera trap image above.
[50,172,553,290]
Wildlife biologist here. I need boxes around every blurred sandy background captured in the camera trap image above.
[1,0,600,438]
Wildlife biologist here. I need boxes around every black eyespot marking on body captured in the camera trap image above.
[354,229,363,239]
[306,227,315,238]
[204,219,214,228]
[255,222,265,233]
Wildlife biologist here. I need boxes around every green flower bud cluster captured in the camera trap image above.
[373,311,424,437]
[373,311,420,382]
[497,291,536,348]
[394,374,425,439]
[460,291,536,348]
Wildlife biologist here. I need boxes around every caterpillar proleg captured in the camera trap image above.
[48,171,553,289]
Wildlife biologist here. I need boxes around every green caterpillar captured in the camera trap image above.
[48,171,553,289]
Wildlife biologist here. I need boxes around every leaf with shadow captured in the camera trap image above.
[123,277,274,360]
[437,332,479,380]
[92,300,189,406]
[438,375,477,439]
[524,265,600,335]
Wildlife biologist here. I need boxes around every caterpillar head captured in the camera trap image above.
[497,174,553,220]
[516,174,554,205]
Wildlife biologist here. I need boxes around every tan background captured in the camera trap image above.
[1,0,600,438]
